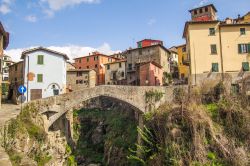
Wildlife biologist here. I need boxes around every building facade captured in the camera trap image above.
[0,22,9,107]
[189,4,217,21]
[124,44,170,85]
[104,60,126,85]
[2,54,14,82]
[137,39,163,48]
[19,47,68,102]
[67,69,96,92]
[138,61,163,86]
[183,4,250,85]
[176,44,190,80]
[74,52,118,85]
[8,61,24,103]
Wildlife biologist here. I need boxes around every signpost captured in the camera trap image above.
[18,85,27,112]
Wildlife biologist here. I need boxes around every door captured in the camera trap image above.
[30,89,42,101]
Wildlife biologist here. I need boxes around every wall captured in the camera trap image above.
[139,63,163,86]
[221,25,250,73]
[125,45,170,85]
[9,61,24,103]
[66,70,96,91]
[177,45,189,79]
[74,55,117,85]
[105,61,126,85]
[23,50,67,102]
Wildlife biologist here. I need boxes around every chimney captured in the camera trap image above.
[238,14,241,19]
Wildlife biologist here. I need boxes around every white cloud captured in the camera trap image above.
[25,15,38,22]
[147,18,156,26]
[40,0,100,17]
[0,0,13,14]
[4,43,120,62]
[0,3,10,14]
[197,0,209,7]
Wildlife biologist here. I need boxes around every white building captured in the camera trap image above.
[2,54,14,82]
[21,47,69,102]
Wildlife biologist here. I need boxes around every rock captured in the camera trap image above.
[91,121,104,145]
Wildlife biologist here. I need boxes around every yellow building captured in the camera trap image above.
[104,60,126,85]
[183,5,250,85]
[176,44,189,80]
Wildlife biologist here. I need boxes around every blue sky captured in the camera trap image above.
[1,0,250,60]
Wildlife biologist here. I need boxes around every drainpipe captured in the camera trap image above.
[27,56,29,102]
[219,25,224,81]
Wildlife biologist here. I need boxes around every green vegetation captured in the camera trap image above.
[3,104,50,166]
[145,90,164,103]
[69,107,138,165]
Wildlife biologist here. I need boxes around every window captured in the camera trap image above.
[107,64,110,70]
[194,10,197,15]
[37,55,44,65]
[95,64,98,68]
[212,63,219,72]
[242,62,249,71]
[138,42,142,48]
[199,8,203,13]
[87,57,89,62]
[182,47,186,52]
[240,28,246,35]
[121,71,125,77]
[205,7,208,12]
[209,28,215,36]
[128,64,132,70]
[77,72,82,77]
[139,49,142,55]
[79,59,81,63]
[108,58,112,62]
[87,66,89,69]
[37,74,43,82]
[238,44,250,53]
[119,63,122,68]
[210,44,217,54]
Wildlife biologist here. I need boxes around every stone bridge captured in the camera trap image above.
[24,85,181,131]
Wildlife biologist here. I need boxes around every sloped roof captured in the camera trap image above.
[21,47,69,60]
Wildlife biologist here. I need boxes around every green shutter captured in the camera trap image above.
[37,74,43,82]
[37,55,44,64]
[242,62,249,71]
[138,42,142,48]
[247,44,250,53]
[212,63,219,72]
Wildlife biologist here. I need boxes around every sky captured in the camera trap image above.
[1,0,250,61]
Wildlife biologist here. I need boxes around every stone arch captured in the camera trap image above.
[47,94,145,128]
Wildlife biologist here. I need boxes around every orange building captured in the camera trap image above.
[74,52,119,85]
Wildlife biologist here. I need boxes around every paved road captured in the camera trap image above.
[0,103,21,166]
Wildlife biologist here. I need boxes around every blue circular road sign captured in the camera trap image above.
[18,85,27,94]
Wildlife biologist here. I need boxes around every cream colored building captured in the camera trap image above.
[104,60,126,85]
[184,5,250,85]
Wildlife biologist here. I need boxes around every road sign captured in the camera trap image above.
[18,95,26,103]
[18,85,27,94]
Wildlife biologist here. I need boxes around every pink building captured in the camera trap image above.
[137,61,163,86]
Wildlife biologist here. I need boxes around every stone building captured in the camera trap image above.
[66,69,96,92]
[104,60,126,85]
[74,52,119,85]
[123,44,170,85]
[0,22,9,107]
[183,4,250,85]
[8,61,24,103]
[137,61,163,86]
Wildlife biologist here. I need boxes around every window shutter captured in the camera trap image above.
[238,44,242,54]
[247,44,250,53]
[242,62,249,71]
